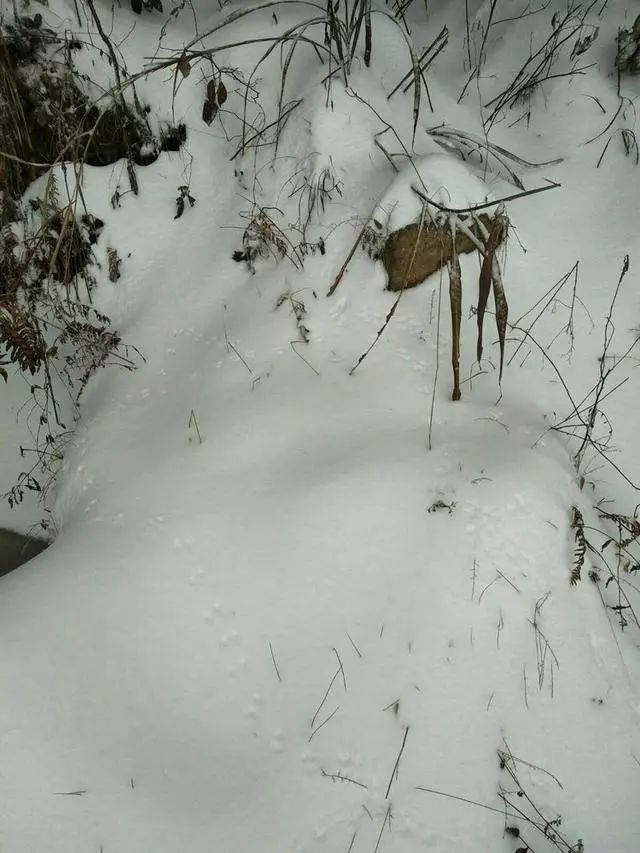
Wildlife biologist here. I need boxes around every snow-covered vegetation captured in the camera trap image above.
[1,1,640,851]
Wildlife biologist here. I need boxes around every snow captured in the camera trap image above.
[1,1,640,852]
[372,153,495,233]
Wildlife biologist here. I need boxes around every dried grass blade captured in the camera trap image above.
[183,1,325,51]
[364,1,372,67]
[276,31,306,155]
[477,216,505,364]
[428,126,562,169]
[477,247,492,365]
[448,234,462,401]
[327,0,347,84]
[348,0,365,62]
[373,9,421,142]
[492,262,508,383]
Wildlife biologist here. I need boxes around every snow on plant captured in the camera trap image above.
[0,173,139,510]
[341,152,510,400]
[144,0,426,157]
[464,0,601,132]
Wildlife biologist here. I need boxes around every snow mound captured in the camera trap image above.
[372,153,495,233]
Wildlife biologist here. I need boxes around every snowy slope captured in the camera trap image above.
[1,1,640,852]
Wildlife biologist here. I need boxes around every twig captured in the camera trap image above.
[321,769,369,789]
[478,575,500,603]
[505,749,563,789]
[224,326,253,373]
[373,805,391,853]
[385,726,410,799]
[499,747,573,849]
[415,786,519,819]
[327,221,368,297]
[574,255,629,468]
[496,568,519,593]
[350,208,427,376]
[309,706,340,742]
[311,668,340,727]
[333,647,347,691]
[269,641,282,682]
[475,417,510,433]
[290,340,320,375]
[464,0,472,70]
[53,789,87,796]
[188,409,202,444]
[458,0,499,102]
[492,1,551,25]
[509,260,580,366]
[83,0,128,114]
[411,179,561,215]
[511,325,609,451]
[530,593,559,691]
[231,98,302,161]
[427,265,445,450]
[346,631,363,658]
[387,27,447,99]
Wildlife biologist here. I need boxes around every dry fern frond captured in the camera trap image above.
[47,209,92,286]
[0,299,46,375]
[233,209,289,273]
[599,509,640,549]
[107,247,121,282]
[570,506,586,585]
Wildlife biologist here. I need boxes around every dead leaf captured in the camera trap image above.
[206,79,217,101]
[202,100,218,126]
[177,55,191,78]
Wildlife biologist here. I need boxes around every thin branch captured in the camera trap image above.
[311,668,340,727]
[333,647,347,691]
[309,706,340,742]
[346,631,363,658]
[327,221,368,297]
[385,726,410,799]
[411,179,561,216]
[269,641,282,682]
[373,805,391,853]
[321,769,369,789]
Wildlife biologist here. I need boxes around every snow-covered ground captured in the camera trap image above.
[1,1,640,851]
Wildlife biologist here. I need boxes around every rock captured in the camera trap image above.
[0,528,49,577]
[382,213,496,291]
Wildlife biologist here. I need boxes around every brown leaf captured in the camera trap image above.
[476,216,505,364]
[492,269,508,382]
[177,55,191,78]
[0,302,46,375]
[217,80,228,106]
[202,99,218,126]
[206,79,218,102]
